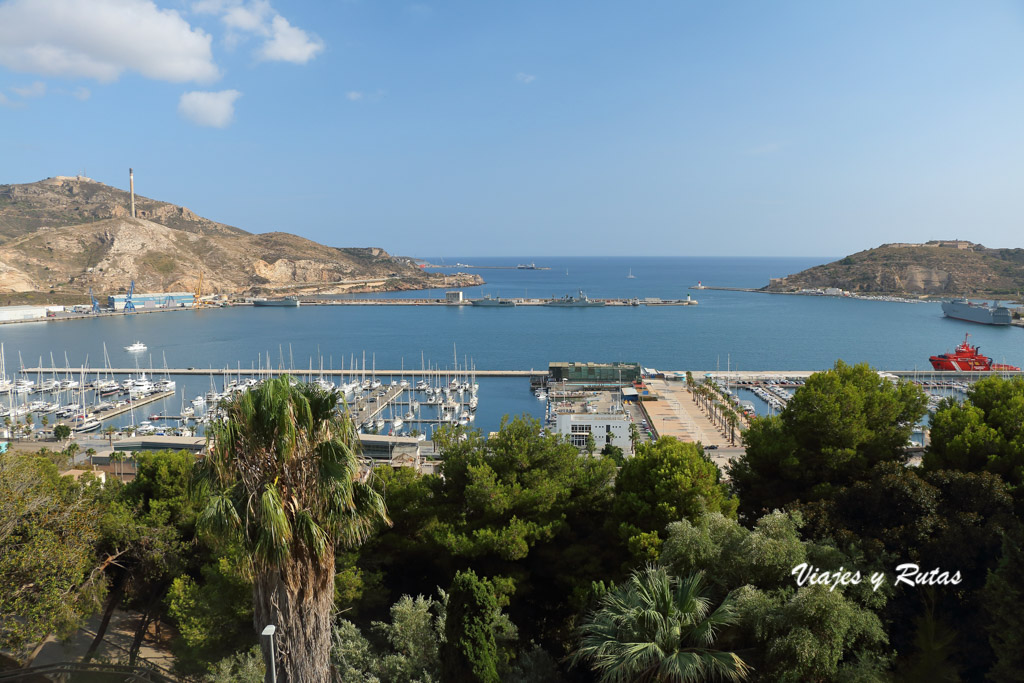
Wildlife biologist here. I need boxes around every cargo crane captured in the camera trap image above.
[88,288,101,314]
[123,280,137,312]
[193,270,208,308]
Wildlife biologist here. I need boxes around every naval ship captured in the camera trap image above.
[253,297,301,308]
[470,295,517,307]
[941,299,1011,325]
[543,290,605,307]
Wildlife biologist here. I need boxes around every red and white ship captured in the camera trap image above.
[929,334,1019,372]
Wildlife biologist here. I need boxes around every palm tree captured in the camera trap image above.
[109,451,124,481]
[194,375,390,683]
[86,447,97,468]
[104,424,117,449]
[64,441,80,463]
[572,565,750,683]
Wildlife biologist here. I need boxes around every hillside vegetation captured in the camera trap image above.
[766,240,1024,297]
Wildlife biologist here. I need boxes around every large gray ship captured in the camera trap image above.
[471,295,517,307]
[941,299,1011,325]
[543,290,605,307]
[253,297,300,308]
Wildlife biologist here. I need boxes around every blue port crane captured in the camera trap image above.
[123,280,136,312]
[88,287,100,313]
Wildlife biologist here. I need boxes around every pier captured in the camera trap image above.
[301,297,696,307]
[352,385,404,425]
[54,390,175,426]
[25,368,545,377]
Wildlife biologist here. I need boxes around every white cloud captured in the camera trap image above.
[178,89,241,127]
[515,72,535,84]
[346,91,363,101]
[222,0,271,33]
[194,0,322,64]
[259,15,323,63]
[0,0,218,83]
[73,86,91,101]
[12,81,45,97]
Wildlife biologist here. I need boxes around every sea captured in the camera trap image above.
[2,256,1020,435]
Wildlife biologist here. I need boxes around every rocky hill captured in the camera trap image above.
[0,176,481,298]
[765,241,1024,297]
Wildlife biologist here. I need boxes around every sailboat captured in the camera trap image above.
[627,268,636,279]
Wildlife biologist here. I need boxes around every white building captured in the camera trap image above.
[0,305,50,322]
[554,412,632,453]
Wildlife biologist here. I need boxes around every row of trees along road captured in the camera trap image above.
[2,368,1024,680]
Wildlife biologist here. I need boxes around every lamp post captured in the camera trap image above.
[261,625,277,683]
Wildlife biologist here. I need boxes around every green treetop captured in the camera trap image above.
[729,361,927,518]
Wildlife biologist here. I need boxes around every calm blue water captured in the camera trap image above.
[2,256,1021,433]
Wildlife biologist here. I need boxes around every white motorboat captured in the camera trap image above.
[124,341,147,352]
[74,417,102,433]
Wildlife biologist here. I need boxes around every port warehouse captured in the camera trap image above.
[107,292,195,311]
[0,305,64,322]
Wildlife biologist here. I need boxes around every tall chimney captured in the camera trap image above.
[129,168,135,218]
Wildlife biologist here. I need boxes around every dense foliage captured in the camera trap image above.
[729,361,928,518]
[2,369,1023,681]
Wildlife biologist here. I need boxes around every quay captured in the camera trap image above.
[23,368,1024,381]
[55,390,175,426]
[302,297,696,307]
[352,385,404,424]
[25,368,545,377]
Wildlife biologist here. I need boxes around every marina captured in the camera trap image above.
[2,257,1022,441]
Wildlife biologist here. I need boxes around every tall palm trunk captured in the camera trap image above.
[254,555,335,683]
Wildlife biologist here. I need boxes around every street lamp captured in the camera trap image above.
[261,625,277,683]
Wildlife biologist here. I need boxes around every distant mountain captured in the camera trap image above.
[765,241,1024,297]
[0,176,481,298]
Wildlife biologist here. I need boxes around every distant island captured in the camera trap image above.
[765,240,1024,299]
[0,175,483,304]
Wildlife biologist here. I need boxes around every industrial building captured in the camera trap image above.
[0,305,58,322]
[549,388,634,453]
[555,411,632,452]
[107,292,194,311]
[548,361,641,388]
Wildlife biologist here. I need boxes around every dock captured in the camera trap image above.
[26,368,545,377]
[55,390,175,425]
[301,297,696,307]
[351,385,404,424]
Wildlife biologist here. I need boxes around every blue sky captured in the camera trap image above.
[2,1,1023,257]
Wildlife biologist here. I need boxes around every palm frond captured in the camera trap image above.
[254,482,292,568]
[572,566,750,682]
[294,508,329,559]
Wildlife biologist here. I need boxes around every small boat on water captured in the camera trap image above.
[74,417,102,433]
[125,341,147,352]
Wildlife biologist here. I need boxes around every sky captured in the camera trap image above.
[2,0,1024,257]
